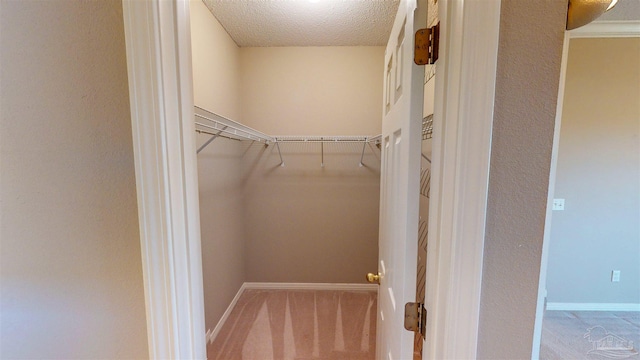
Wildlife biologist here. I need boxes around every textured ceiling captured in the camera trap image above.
[202,0,400,47]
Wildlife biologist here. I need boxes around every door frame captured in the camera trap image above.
[122,0,206,358]
[531,19,640,360]
[121,0,502,358]
[424,0,501,358]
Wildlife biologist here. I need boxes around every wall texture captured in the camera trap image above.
[242,142,381,283]
[0,0,149,358]
[190,0,246,334]
[477,0,567,358]
[600,0,640,21]
[239,46,383,283]
[239,47,384,135]
[191,0,241,119]
[546,38,640,305]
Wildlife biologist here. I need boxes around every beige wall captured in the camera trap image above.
[0,1,148,358]
[546,38,640,304]
[240,47,384,135]
[239,46,383,283]
[190,0,246,333]
[191,0,241,120]
[242,142,381,283]
[477,0,567,358]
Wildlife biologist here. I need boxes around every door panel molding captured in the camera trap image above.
[377,1,425,359]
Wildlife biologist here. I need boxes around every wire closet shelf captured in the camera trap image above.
[194,106,273,149]
[194,106,382,167]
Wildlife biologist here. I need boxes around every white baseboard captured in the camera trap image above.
[243,282,379,291]
[208,282,378,344]
[546,302,640,312]
[209,283,246,344]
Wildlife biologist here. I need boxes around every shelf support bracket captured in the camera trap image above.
[275,141,285,167]
[196,126,227,154]
[321,138,324,167]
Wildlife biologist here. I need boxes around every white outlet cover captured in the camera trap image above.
[552,198,565,211]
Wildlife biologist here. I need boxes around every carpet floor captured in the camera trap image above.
[210,293,639,359]
[208,289,377,360]
[540,311,640,360]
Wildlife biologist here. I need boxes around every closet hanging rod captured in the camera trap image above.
[273,136,381,143]
[273,135,382,168]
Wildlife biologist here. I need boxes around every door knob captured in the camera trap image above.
[366,272,381,284]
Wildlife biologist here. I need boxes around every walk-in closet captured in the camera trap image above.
[190,1,391,357]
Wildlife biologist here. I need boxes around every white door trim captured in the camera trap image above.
[122,1,206,358]
[122,0,503,357]
[424,0,501,359]
[531,20,640,360]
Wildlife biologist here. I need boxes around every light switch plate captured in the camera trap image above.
[612,270,621,282]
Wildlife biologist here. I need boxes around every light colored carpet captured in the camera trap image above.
[540,311,640,360]
[208,289,377,360]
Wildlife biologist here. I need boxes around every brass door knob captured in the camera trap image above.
[366,272,381,284]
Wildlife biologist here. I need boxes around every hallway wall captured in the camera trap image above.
[0,0,148,358]
[478,0,567,358]
[546,37,640,306]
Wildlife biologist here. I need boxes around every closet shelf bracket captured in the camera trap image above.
[197,126,227,154]
[359,141,368,167]
[275,142,284,167]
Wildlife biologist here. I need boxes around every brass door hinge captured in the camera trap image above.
[414,22,440,65]
[404,302,427,338]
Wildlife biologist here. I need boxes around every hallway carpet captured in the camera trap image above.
[208,289,377,360]
[540,311,640,359]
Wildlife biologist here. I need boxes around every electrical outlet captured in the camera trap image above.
[552,198,565,211]
[612,270,621,282]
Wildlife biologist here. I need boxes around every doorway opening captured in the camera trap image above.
[190,1,402,358]
[535,29,640,359]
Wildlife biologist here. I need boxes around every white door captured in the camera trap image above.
[376,1,426,359]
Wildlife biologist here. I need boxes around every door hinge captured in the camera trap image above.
[414,22,440,65]
[404,302,427,338]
